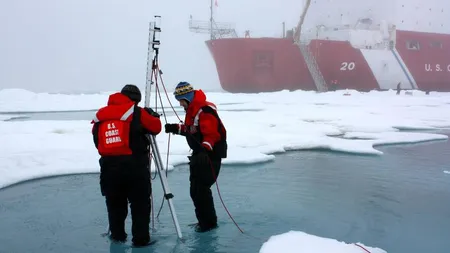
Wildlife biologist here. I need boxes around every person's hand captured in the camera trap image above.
[165,123,179,134]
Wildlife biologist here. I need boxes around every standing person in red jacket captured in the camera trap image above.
[165,81,227,232]
[92,84,161,247]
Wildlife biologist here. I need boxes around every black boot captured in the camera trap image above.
[194,223,218,233]
[109,234,127,243]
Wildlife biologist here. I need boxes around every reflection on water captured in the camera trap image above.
[1,107,263,121]
[1,138,450,253]
[2,110,97,121]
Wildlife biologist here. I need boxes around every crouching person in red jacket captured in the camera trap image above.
[92,84,161,247]
[165,81,227,233]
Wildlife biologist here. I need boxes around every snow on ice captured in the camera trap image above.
[259,231,387,253]
[1,88,449,188]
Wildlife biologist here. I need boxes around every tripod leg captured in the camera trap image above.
[149,135,183,239]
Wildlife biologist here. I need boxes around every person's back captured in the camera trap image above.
[92,84,161,247]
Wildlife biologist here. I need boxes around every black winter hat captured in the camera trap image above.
[121,84,141,103]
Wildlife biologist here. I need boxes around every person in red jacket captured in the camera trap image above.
[92,84,161,247]
[165,81,227,232]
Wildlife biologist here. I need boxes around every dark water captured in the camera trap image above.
[0,109,175,121]
[0,106,261,122]
[1,138,450,253]
[1,110,98,121]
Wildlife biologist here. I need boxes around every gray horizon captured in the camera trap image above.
[0,0,304,93]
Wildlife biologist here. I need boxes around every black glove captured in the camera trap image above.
[144,107,160,118]
[165,123,179,134]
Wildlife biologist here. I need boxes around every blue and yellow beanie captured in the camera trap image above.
[174,81,195,102]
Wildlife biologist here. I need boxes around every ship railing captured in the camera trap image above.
[305,23,397,33]
[299,29,394,51]
[211,20,238,38]
[189,19,235,30]
[300,23,396,42]
[188,19,238,39]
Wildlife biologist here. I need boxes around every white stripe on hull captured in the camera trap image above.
[360,49,415,90]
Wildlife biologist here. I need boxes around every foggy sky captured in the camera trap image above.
[2,0,447,94]
[0,0,304,93]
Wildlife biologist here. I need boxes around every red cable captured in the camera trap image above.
[152,66,171,175]
[354,243,372,253]
[151,65,173,219]
[151,192,155,229]
[165,134,171,176]
[208,160,244,233]
[156,66,182,122]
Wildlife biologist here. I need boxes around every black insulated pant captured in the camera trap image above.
[189,154,222,229]
[100,156,151,246]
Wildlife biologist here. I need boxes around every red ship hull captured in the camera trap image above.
[206,38,315,93]
[308,40,379,91]
[206,30,450,93]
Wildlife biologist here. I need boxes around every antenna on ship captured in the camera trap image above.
[210,0,214,40]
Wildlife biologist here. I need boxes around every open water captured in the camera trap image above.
[1,112,450,253]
